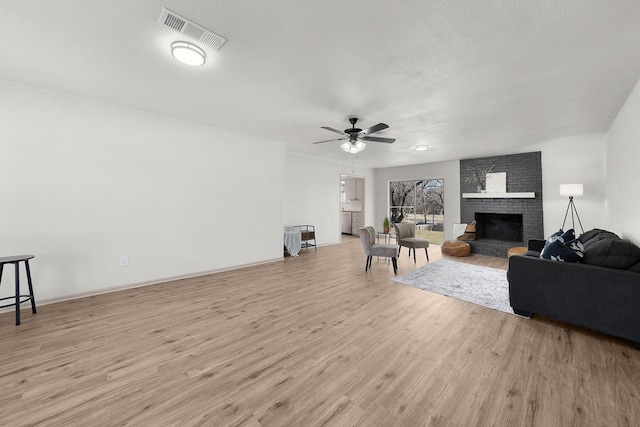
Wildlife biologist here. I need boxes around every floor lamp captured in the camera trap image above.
[560,184,584,234]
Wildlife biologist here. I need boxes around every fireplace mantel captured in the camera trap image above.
[462,192,535,199]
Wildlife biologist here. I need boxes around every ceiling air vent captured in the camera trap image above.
[158,7,227,50]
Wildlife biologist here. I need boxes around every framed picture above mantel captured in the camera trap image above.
[486,172,507,193]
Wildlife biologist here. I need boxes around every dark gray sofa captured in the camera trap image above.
[507,229,640,349]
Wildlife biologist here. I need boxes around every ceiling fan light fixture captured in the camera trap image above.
[341,141,366,154]
[171,41,206,66]
[314,117,391,154]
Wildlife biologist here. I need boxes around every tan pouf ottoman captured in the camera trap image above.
[507,246,528,258]
[441,240,471,257]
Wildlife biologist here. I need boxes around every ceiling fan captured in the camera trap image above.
[312,117,395,153]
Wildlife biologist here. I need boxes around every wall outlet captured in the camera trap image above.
[119,256,129,267]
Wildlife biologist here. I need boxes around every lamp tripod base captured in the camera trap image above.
[562,196,584,235]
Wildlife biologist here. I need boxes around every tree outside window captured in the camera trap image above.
[389,179,444,244]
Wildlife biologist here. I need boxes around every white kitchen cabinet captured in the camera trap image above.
[351,212,363,232]
[344,179,356,201]
[356,179,364,202]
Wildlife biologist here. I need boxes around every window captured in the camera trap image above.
[389,179,444,244]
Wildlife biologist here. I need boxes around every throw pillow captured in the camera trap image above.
[540,237,584,262]
[540,229,575,258]
[540,229,584,262]
[539,229,562,259]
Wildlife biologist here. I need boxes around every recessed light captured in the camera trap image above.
[415,145,429,151]
[171,41,206,66]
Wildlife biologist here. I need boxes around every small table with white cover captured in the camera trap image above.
[284,226,302,256]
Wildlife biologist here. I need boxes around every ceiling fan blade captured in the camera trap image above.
[321,126,347,135]
[361,136,396,143]
[312,137,348,144]
[359,123,388,136]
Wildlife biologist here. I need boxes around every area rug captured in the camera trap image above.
[392,259,514,315]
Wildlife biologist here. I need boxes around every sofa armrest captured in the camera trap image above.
[527,239,545,252]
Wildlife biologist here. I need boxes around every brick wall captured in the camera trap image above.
[460,152,544,258]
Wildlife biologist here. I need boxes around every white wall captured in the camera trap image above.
[0,81,285,303]
[284,152,374,244]
[604,78,640,242]
[374,160,460,241]
[523,134,606,236]
[2,76,630,306]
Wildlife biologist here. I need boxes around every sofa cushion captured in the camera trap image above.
[582,237,640,269]
[399,237,430,249]
[527,239,546,252]
[628,262,640,273]
[580,229,620,252]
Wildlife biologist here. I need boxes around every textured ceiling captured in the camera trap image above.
[2,1,640,168]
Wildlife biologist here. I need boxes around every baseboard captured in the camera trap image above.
[0,257,284,313]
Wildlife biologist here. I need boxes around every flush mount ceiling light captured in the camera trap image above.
[171,41,206,66]
[415,144,429,151]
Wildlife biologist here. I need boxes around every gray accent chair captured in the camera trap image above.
[358,226,399,274]
[394,223,430,263]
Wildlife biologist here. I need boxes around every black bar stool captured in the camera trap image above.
[0,255,37,325]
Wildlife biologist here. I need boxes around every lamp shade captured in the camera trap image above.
[559,184,583,197]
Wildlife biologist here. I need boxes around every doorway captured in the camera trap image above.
[340,174,365,238]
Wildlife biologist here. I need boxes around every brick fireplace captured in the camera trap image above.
[460,152,544,258]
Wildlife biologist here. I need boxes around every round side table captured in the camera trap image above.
[507,247,528,258]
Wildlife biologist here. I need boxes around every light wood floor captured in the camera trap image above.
[1,237,639,426]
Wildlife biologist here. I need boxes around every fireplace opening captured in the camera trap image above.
[475,213,523,242]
